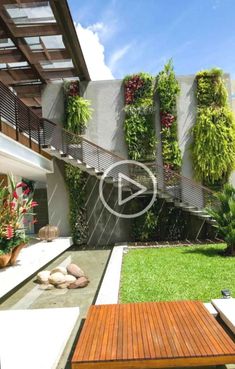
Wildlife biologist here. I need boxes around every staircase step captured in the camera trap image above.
[105,177,115,184]
[158,193,172,199]
[197,214,212,219]
[85,164,96,173]
[182,206,198,211]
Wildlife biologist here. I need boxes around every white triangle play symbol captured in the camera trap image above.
[118,173,147,206]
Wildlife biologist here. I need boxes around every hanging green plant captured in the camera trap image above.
[66,96,93,134]
[156,59,182,171]
[64,80,93,135]
[192,68,235,186]
[123,73,157,161]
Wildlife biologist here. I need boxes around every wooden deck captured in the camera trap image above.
[72,300,235,369]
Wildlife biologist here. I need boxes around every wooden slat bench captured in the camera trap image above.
[72,300,235,369]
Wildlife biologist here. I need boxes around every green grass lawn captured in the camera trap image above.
[120,244,235,303]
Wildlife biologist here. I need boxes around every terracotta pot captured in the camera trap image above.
[0,252,12,268]
[9,243,26,265]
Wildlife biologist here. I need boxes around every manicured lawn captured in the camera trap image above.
[120,244,235,303]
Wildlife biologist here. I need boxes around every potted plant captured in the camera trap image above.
[0,176,38,268]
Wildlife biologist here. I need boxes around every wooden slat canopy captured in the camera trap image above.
[72,301,235,369]
[0,0,90,109]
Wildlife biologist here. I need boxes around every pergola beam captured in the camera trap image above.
[0,0,91,108]
[11,24,61,37]
[13,83,42,98]
[0,11,46,83]
[0,48,70,64]
[49,0,90,81]
[0,48,24,63]
[0,68,38,84]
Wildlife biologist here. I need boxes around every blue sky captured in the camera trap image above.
[68,0,235,79]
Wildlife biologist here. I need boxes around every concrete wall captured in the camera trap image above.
[80,80,128,158]
[46,158,70,236]
[86,177,131,246]
[176,76,204,207]
[42,82,64,126]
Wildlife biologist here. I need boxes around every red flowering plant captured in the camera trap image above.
[0,176,38,255]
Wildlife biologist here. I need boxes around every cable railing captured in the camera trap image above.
[0,81,43,152]
[42,119,218,210]
[0,80,217,211]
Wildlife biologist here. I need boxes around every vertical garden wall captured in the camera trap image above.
[123,73,157,161]
[123,62,183,241]
[63,81,93,244]
[192,68,235,188]
[156,60,182,172]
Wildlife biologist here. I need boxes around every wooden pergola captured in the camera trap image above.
[0,0,90,112]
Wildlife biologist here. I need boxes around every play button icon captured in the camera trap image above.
[117,173,148,206]
[99,160,157,219]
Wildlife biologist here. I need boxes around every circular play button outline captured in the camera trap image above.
[99,160,157,219]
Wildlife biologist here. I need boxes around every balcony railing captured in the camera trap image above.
[0,81,42,152]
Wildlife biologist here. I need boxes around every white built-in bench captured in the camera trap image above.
[0,307,80,369]
[212,298,235,334]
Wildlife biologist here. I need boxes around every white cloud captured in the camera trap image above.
[88,22,106,33]
[75,23,114,81]
[108,44,132,71]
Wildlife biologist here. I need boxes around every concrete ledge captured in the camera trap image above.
[203,302,218,317]
[0,237,72,299]
[95,245,125,305]
[212,298,235,334]
[0,307,80,369]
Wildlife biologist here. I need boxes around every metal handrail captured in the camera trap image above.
[41,118,217,210]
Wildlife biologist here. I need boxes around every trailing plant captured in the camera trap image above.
[123,73,157,161]
[192,68,235,186]
[64,80,93,134]
[65,164,88,245]
[207,184,235,256]
[156,59,182,171]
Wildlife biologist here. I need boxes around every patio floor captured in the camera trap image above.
[0,247,111,369]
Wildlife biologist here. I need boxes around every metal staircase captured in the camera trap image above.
[0,80,217,224]
[41,119,217,223]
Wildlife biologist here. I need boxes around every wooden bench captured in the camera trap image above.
[72,300,235,368]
